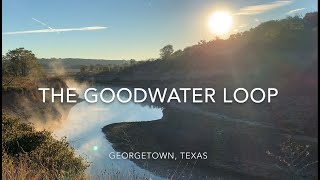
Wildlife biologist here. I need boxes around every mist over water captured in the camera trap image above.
[50,83,164,179]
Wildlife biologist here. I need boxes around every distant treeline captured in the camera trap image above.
[79,59,148,73]
[37,58,127,71]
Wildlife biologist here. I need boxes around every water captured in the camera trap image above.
[52,86,164,179]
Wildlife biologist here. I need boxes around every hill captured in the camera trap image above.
[95,12,317,82]
[101,12,318,179]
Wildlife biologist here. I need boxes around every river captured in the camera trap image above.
[49,84,316,180]
[52,86,165,179]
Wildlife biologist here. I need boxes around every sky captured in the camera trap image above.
[2,0,318,60]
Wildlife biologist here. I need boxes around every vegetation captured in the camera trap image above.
[2,113,88,179]
[2,48,152,180]
[78,59,148,74]
[266,137,318,177]
[104,13,317,79]
[2,48,46,91]
[37,58,127,73]
[1,12,318,179]
[102,12,318,179]
[79,63,131,73]
[2,49,90,179]
[79,13,317,80]
[2,48,43,77]
[160,44,174,60]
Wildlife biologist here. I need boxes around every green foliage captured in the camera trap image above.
[2,113,89,179]
[2,48,43,77]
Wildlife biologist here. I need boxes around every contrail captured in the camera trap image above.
[4,18,108,35]
[286,8,305,14]
[3,26,108,35]
[32,18,54,30]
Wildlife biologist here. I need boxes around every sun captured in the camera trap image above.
[208,11,233,35]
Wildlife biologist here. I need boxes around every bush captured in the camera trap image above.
[2,113,89,179]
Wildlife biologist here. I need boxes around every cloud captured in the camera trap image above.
[286,8,305,14]
[235,1,292,15]
[3,26,107,35]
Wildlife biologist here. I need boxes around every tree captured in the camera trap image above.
[160,45,174,60]
[95,64,102,72]
[171,49,183,58]
[130,59,136,65]
[80,65,87,73]
[89,64,94,72]
[303,12,318,28]
[2,48,38,76]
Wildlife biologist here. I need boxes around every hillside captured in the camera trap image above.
[94,12,317,83]
[101,12,318,179]
[94,13,318,136]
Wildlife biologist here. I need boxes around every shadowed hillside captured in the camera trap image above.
[95,12,317,83]
[102,12,318,179]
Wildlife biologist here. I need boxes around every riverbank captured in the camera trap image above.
[2,76,89,179]
[2,76,83,128]
[75,71,318,138]
[103,105,318,179]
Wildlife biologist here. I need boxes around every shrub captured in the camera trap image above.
[2,113,89,179]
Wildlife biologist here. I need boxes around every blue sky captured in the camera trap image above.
[2,0,318,60]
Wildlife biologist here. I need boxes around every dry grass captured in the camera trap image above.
[2,113,88,180]
[2,152,87,180]
[2,76,39,91]
[2,113,156,180]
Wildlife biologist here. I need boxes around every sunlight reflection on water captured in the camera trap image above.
[52,86,164,179]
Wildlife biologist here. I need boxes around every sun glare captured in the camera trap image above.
[93,145,99,151]
[209,11,233,35]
